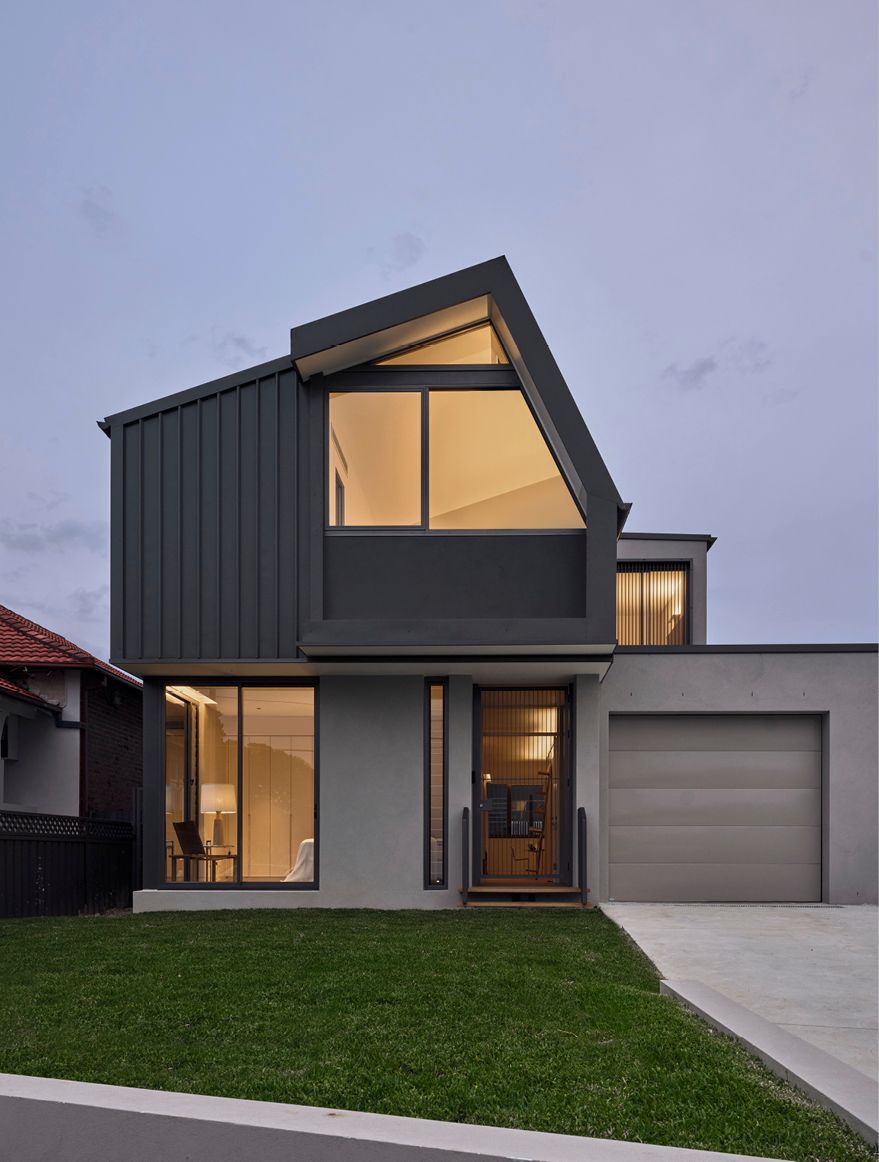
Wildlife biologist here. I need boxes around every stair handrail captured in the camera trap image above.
[577,807,588,906]
[461,807,470,904]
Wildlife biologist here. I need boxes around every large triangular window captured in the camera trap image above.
[328,388,584,529]
[375,322,509,365]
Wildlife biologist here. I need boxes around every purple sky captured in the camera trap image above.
[0,0,876,658]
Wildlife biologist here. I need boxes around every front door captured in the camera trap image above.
[474,687,572,885]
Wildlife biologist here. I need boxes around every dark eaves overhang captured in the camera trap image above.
[290,256,625,523]
[620,531,716,550]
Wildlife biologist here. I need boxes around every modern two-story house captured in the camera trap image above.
[100,258,878,910]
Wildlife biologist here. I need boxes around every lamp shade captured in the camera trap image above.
[201,783,236,814]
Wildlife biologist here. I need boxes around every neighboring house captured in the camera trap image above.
[99,257,878,910]
[0,605,142,819]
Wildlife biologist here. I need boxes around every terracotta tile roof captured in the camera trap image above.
[0,672,54,709]
[0,604,140,689]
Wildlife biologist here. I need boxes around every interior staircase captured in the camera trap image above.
[461,885,586,908]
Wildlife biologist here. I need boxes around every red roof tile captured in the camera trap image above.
[0,605,140,688]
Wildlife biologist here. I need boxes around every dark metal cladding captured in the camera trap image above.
[108,362,299,663]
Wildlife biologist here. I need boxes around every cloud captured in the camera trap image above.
[724,336,772,375]
[0,518,108,555]
[662,336,773,391]
[25,489,70,511]
[210,328,268,368]
[77,185,118,237]
[761,386,801,406]
[380,231,426,277]
[788,68,814,102]
[68,584,109,621]
[662,356,718,391]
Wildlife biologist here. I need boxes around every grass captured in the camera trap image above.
[0,909,872,1161]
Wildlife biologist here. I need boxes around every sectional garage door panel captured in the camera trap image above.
[610,787,821,828]
[612,714,821,752]
[611,750,821,791]
[608,715,821,902]
[609,863,821,904]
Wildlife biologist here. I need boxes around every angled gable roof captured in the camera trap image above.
[290,256,625,517]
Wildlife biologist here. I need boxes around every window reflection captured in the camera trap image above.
[164,685,316,884]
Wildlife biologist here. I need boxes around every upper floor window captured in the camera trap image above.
[328,388,585,530]
[616,562,689,645]
[328,391,421,526]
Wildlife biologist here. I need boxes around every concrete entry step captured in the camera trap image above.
[463,899,585,908]
[462,883,584,908]
[467,885,579,894]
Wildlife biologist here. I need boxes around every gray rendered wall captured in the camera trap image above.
[135,675,473,911]
[617,538,708,644]
[573,674,601,904]
[600,651,878,904]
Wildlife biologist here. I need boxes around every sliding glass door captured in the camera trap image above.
[163,684,316,886]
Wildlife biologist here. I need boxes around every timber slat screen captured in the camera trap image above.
[0,811,134,918]
[477,688,568,883]
[616,561,689,645]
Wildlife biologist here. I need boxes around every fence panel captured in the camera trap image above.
[0,811,134,918]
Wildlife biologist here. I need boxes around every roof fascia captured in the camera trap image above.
[99,355,293,433]
[620,531,717,550]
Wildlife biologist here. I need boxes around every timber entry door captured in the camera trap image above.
[475,688,572,885]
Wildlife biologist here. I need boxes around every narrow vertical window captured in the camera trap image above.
[616,562,689,645]
[425,681,447,887]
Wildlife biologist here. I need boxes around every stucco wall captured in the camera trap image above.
[136,675,474,911]
[1,672,81,815]
[600,651,878,904]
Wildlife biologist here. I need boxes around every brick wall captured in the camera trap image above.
[82,673,142,819]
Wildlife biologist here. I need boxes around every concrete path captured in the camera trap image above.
[602,904,878,1079]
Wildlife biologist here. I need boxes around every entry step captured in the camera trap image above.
[461,883,587,908]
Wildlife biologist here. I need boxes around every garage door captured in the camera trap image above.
[609,715,821,902]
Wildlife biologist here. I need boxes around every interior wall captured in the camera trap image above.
[431,475,581,530]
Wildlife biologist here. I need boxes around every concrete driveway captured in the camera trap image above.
[602,904,878,1079]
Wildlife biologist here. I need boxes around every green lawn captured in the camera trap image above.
[0,909,871,1161]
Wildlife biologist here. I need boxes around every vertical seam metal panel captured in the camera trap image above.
[177,405,183,659]
[137,419,144,660]
[256,379,261,655]
[195,399,202,657]
[236,385,241,659]
[274,373,280,657]
[110,423,124,659]
[215,394,222,655]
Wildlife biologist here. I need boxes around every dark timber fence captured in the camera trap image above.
[0,811,134,918]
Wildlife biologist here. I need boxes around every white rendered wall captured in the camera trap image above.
[2,672,81,815]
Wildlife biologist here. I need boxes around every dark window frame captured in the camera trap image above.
[423,678,449,889]
[160,678,319,891]
[616,561,691,646]
[324,370,586,533]
[333,470,346,527]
